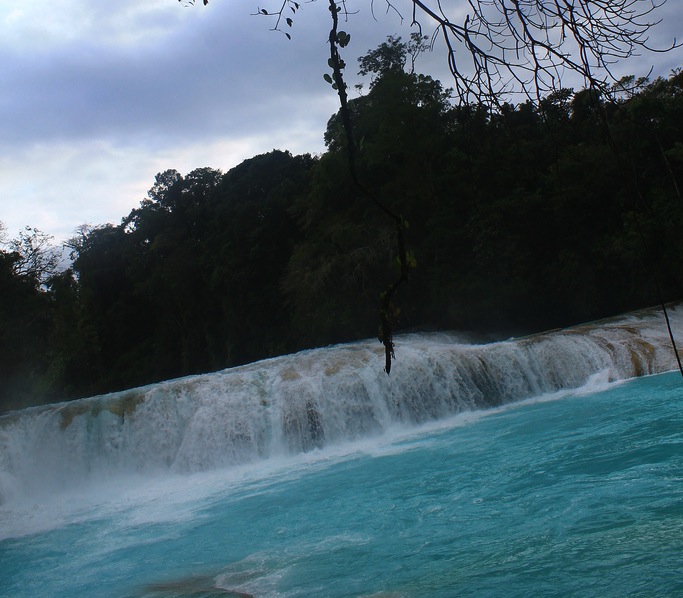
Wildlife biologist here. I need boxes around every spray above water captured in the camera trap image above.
[0,305,681,503]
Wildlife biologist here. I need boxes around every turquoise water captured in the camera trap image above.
[2,371,682,597]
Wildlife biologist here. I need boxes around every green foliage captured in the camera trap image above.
[357,33,429,87]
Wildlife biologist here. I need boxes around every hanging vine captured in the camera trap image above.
[325,0,414,373]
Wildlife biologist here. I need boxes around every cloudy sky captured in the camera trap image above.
[0,0,680,244]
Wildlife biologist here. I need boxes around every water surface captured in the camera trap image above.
[2,371,681,597]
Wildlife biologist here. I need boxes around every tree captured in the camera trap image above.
[0,228,61,411]
[181,0,676,373]
[6,226,60,288]
[3,66,682,410]
[357,33,430,87]
[58,151,317,399]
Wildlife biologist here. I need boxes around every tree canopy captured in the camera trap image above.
[1,45,682,411]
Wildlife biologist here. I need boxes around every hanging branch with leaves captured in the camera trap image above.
[253,0,300,39]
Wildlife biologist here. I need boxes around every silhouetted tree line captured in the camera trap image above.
[2,39,682,412]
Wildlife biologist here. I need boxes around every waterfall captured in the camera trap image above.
[1,305,681,503]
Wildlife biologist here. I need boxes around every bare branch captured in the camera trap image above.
[9,226,60,286]
[403,0,678,104]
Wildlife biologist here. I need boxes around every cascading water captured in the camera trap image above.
[2,305,683,598]
[1,305,681,504]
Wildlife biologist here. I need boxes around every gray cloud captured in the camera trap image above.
[4,0,677,149]
[0,1,415,149]
[0,0,680,242]
[1,8,320,145]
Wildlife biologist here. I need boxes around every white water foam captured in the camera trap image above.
[1,304,681,531]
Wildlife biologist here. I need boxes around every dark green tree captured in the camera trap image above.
[0,227,61,411]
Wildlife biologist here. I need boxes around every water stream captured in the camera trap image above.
[1,306,682,596]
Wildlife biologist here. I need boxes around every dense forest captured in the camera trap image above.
[2,38,682,412]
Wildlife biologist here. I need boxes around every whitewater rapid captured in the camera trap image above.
[1,305,682,505]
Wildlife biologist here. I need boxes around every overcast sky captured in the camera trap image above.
[1,0,681,244]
